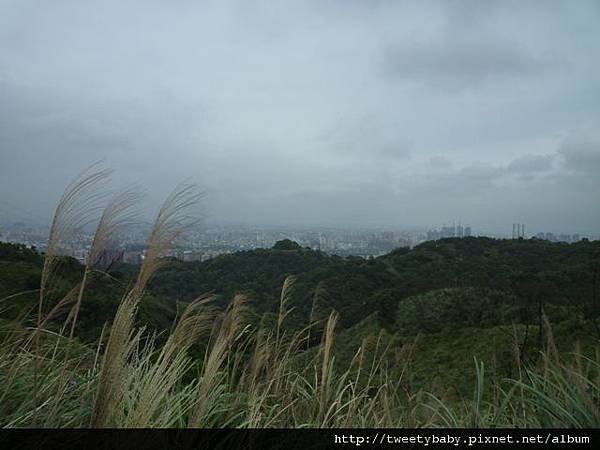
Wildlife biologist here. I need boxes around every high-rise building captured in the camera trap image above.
[319,235,327,250]
[441,225,455,238]
[464,226,471,237]
[426,230,441,241]
[512,223,525,238]
[382,231,394,242]
[456,224,464,238]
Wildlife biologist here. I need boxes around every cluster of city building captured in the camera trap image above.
[425,224,472,241]
[0,220,594,265]
[0,222,421,263]
[510,223,581,243]
[533,232,581,243]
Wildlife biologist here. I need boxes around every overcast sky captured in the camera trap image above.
[1,0,599,233]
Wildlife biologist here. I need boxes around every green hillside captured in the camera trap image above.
[1,237,599,427]
[150,237,600,330]
[0,242,177,342]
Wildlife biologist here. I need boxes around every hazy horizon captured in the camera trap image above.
[1,1,599,234]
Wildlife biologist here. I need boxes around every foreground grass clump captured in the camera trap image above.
[1,296,599,428]
[0,164,598,428]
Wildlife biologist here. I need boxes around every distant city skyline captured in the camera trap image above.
[1,218,597,266]
[1,212,598,239]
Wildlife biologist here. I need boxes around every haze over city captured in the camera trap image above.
[1,0,599,234]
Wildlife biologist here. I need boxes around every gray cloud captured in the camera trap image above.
[506,153,555,181]
[379,1,572,91]
[558,133,600,174]
[428,155,452,168]
[507,154,554,174]
[382,39,553,90]
[377,140,412,161]
[0,0,599,233]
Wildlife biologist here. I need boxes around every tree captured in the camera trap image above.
[272,239,302,251]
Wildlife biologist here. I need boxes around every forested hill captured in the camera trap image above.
[2,236,600,395]
[149,236,600,331]
[149,236,600,393]
[2,237,600,337]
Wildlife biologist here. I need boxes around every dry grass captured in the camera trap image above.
[33,161,112,423]
[68,186,142,340]
[91,182,202,427]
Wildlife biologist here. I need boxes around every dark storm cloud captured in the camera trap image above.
[558,134,600,174]
[428,156,452,168]
[382,39,551,89]
[0,0,599,232]
[377,141,412,161]
[380,1,561,90]
[506,154,555,181]
[507,154,554,173]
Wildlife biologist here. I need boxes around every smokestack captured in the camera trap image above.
[522,224,525,238]
[512,223,516,239]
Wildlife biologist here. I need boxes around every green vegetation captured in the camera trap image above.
[0,165,599,427]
